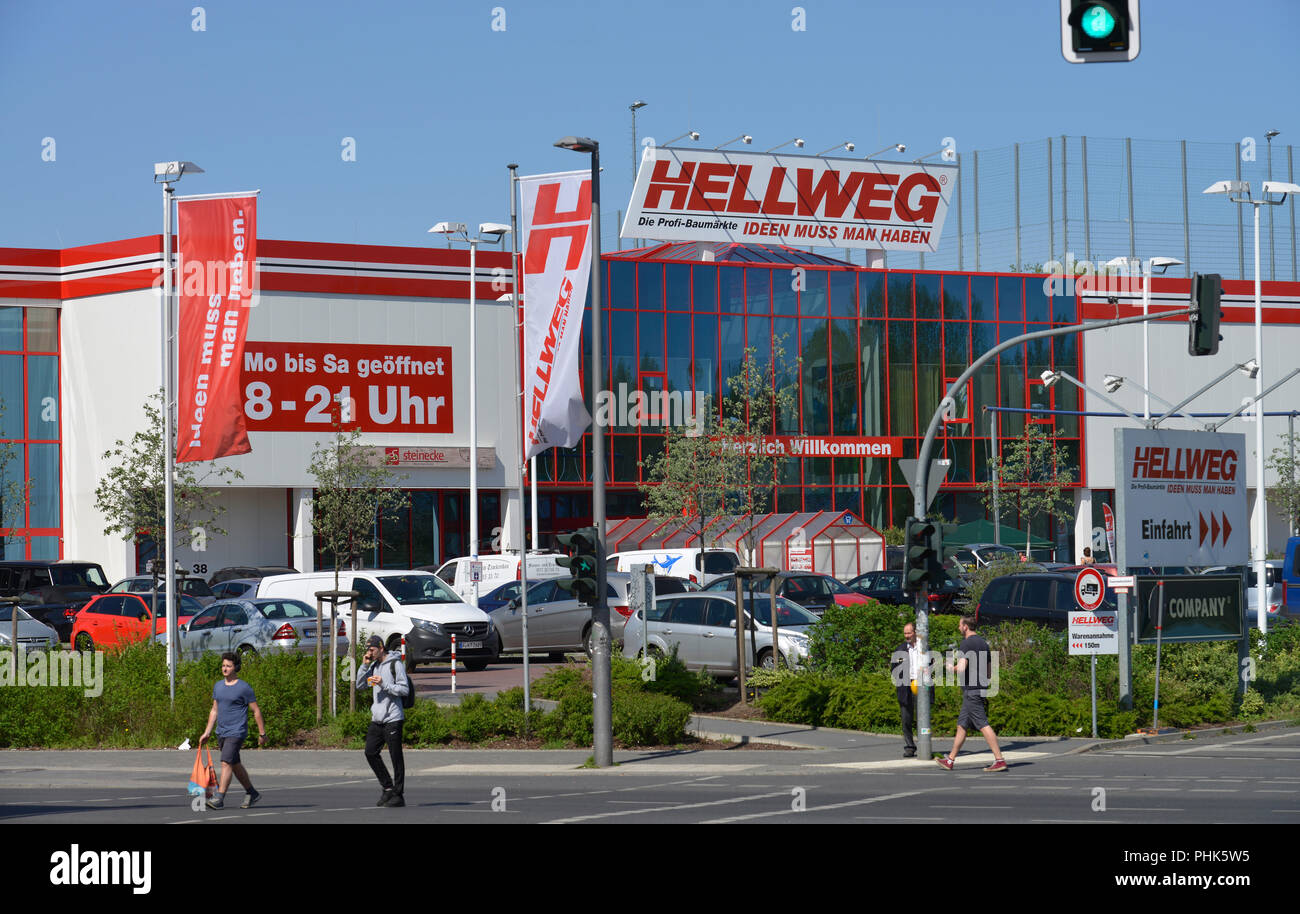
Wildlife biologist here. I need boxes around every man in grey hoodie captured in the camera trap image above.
[356,634,411,807]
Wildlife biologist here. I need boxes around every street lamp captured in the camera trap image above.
[553,134,612,768]
[1105,254,1182,419]
[766,138,805,153]
[815,141,854,156]
[1204,177,1300,633]
[1266,130,1280,281]
[864,143,906,160]
[629,100,647,182]
[662,131,700,146]
[714,134,752,150]
[912,149,944,163]
[427,220,511,609]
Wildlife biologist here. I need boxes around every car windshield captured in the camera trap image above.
[746,597,819,627]
[377,574,461,605]
[181,579,214,597]
[699,552,739,574]
[0,605,34,623]
[49,565,107,588]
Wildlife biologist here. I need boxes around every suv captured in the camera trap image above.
[0,560,110,641]
[974,572,1114,631]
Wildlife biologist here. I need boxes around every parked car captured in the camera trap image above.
[702,571,868,615]
[973,572,1114,631]
[476,580,525,615]
[208,566,299,587]
[427,553,568,604]
[0,560,110,640]
[847,569,968,613]
[0,603,59,652]
[71,593,203,651]
[256,570,495,671]
[109,575,217,606]
[489,572,696,656]
[622,592,820,673]
[1200,561,1287,619]
[208,578,261,601]
[944,543,1020,574]
[159,597,350,660]
[606,547,742,586]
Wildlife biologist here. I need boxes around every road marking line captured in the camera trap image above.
[1030,819,1111,824]
[930,805,1012,809]
[703,789,934,824]
[544,791,793,824]
[854,815,945,821]
[1188,789,1238,793]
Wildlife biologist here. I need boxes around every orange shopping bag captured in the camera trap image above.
[188,747,216,798]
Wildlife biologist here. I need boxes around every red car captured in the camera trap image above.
[72,593,201,651]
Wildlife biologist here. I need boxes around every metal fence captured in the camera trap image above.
[904,135,1298,282]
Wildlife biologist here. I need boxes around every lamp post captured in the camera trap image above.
[152,159,203,706]
[629,100,647,182]
[428,221,511,608]
[1203,177,1300,633]
[765,138,805,153]
[1267,130,1280,282]
[662,131,700,146]
[714,134,752,150]
[1106,255,1182,420]
[553,134,611,768]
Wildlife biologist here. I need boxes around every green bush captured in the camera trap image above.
[612,687,692,746]
[758,674,834,726]
[807,601,913,675]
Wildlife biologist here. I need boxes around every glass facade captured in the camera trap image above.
[530,251,1084,539]
[0,306,60,559]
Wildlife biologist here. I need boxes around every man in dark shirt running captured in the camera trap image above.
[199,651,267,809]
[936,616,1007,772]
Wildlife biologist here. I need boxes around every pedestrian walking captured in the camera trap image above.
[198,651,266,809]
[936,616,1007,772]
[890,622,933,758]
[356,634,410,807]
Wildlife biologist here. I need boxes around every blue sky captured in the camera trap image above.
[2,0,1297,252]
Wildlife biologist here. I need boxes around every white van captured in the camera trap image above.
[256,570,497,671]
[607,548,742,586]
[430,553,567,604]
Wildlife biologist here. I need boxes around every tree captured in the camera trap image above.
[95,391,241,600]
[307,424,409,594]
[638,343,798,562]
[1266,430,1300,536]
[0,397,33,558]
[976,424,1076,556]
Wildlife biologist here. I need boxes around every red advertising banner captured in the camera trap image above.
[176,196,258,462]
[240,342,454,433]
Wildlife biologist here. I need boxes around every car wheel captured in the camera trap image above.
[757,648,783,671]
[582,625,595,658]
[463,659,488,672]
[74,632,93,652]
[237,645,257,660]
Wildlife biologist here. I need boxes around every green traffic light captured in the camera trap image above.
[1081,5,1115,39]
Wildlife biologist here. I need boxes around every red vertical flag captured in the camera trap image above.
[176,196,257,462]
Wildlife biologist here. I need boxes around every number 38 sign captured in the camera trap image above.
[240,341,454,433]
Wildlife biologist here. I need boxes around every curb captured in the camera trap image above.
[1080,717,1298,752]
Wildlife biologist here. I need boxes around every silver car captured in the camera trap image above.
[0,603,59,651]
[489,573,697,656]
[110,575,217,606]
[161,597,349,660]
[622,592,819,673]
[1202,561,1287,619]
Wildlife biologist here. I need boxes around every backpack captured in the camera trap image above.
[388,657,416,710]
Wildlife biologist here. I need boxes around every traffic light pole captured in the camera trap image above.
[912,305,1191,759]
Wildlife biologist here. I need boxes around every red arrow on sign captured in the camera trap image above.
[1221,512,1231,543]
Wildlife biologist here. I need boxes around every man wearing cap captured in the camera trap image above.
[356,634,411,807]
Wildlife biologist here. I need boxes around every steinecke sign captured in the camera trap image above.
[621,147,956,252]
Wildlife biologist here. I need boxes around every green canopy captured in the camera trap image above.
[946,519,1053,549]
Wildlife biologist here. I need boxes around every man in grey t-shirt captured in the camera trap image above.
[936,616,1007,772]
[199,652,267,809]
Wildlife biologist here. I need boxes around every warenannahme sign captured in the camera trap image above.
[621,147,956,252]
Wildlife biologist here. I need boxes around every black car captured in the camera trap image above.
[974,572,1116,631]
[208,565,299,586]
[847,569,967,613]
[0,560,110,641]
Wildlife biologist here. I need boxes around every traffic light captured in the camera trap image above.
[1188,272,1223,356]
[904,518,938,593]
[1061,0,1139,63]
[556,526,600,606]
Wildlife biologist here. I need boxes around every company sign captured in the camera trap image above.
[373,446,494,469]
[1114,428,1248,567]
[241,342,453,433]
[622,148,956,252]
[1134,575,1244,644]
